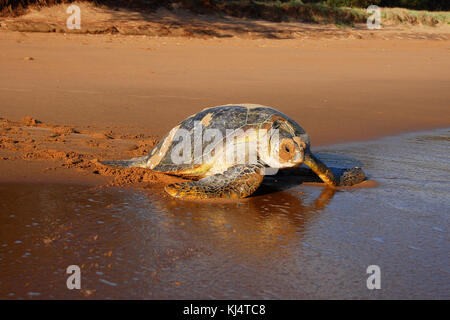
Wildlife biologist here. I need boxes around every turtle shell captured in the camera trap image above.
[147,104,309,174]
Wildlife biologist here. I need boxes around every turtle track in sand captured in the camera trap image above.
[0,116,185,189]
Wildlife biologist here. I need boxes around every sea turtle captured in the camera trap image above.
[101,104,365,199]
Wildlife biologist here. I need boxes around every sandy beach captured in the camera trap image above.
[0,3,449,299]
[1,28,450,186]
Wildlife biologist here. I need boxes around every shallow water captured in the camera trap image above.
[0,129,449,299]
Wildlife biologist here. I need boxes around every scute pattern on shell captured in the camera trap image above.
[147,104,308,174]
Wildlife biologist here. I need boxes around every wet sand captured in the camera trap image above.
[1,128,448,299]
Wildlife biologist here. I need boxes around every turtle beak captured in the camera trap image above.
[303,149,338,187]
[292,137,306,165]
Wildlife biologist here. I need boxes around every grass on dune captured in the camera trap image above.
[380,7,450,25]
[0,0,449,26]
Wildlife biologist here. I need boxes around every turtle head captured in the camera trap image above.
[262,119,310,169]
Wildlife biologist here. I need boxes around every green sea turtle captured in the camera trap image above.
[101,104,365,199]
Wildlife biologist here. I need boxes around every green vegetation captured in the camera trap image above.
[381,7,450,24]
[1,0,449,26]
[300,0,448,11]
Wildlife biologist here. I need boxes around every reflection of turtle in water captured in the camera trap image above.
[160,188,338,257]
[101,104,365,199]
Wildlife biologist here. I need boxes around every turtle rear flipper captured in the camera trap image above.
[165,164,264,199]
[99,155,149,168]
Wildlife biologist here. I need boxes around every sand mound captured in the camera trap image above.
[21,115,41,126]
[0,116,178,188]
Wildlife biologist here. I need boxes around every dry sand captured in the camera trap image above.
[0,4,449,188]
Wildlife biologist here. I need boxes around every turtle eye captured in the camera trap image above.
[279,138,296,162]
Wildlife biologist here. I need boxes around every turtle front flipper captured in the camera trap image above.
[337,167,366,186]
[165,164,265,199]
[303,150,365,187]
